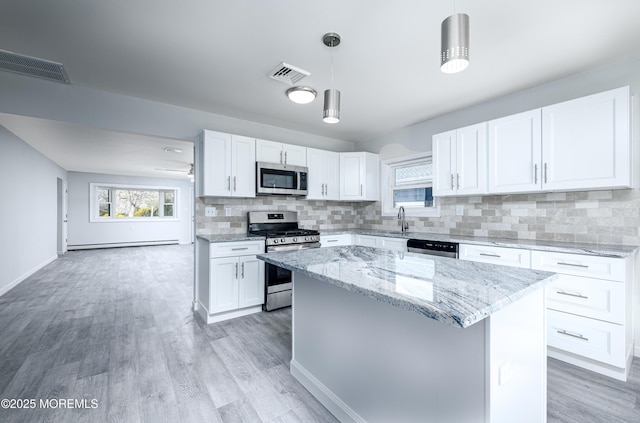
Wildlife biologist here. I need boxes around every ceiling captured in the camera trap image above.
[1,1,640,177]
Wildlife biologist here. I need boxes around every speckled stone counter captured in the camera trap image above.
[320,229,638,257]
[258,245,556,328]
[196,234,265,243]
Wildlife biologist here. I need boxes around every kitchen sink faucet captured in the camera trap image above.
[398,206,408,234]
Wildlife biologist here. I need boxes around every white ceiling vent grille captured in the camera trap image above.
[268,62,310,85]
[0,49,70,84]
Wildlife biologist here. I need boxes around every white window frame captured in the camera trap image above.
[89,183,180,223]
[381,152,440,218]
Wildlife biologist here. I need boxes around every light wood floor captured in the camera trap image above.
[0,245,638,423]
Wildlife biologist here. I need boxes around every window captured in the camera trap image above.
[381,153,440,217]
[90,183,178,222]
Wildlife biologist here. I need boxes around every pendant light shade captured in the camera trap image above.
[441,13,469,74]
[323,89,340,123]
[322,32,341,124]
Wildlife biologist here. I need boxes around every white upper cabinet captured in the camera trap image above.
[197,130,255,198]
[486,86,631,196]
[541,86,630,191]
[307,147,340,200]
[340,152,379,201]
[256,139,307,167]
[433,122,487,196]
[488,109,542,194]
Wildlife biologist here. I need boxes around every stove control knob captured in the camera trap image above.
[293,237,297,242]
[273,239,278,244]
[281,238,286,243]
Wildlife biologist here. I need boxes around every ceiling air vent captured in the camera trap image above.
[0,49,70,84]
[268,62,310,85]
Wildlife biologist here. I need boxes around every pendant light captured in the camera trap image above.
[441,13,469,73]
[322,33,341,124]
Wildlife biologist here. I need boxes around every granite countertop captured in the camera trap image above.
[320,229,638,257]
[196,234,265,243]
[257,246,557,329]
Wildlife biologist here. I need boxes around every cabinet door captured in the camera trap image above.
[238,255,265,308]
[456,123,487,195]
[355,235,378,247]
[209,257,239,313]
[256,139,284,164]
[283,144,307,166]
[432,130,456,196]
[340,153,364,200]
[488,110,542,194]
[306,147,325,200]
[542,87,630,191]
[231,135,256,197]
[324,151,340,200]
[199,130,232,197]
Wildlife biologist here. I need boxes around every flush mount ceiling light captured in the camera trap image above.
[286,86,317,104]
[441,13,470,73]
[322,32,341,124]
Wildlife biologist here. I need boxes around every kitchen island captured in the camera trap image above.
[258,246,557,423]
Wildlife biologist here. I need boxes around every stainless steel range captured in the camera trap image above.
[248,211,320,311]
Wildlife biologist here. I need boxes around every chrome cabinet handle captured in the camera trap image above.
[231,247,249,251]
[557,262,589,269]
[480,253,501,258]
[544,163,548,183]
[360,184,363,196]
[456,173,460,189]
[241,262,245,278]
[534,163,538,184]
[280,150,283,164]
[322,183,325,196]
[557,329,588,341]
[327,239,338,243]
[233,176,237,191]
[556,290,588,299]
[235,263,238,278]
[325,183,328,196]
[450,174,454,190]
[227,176,231,191]
[284,151,288,164]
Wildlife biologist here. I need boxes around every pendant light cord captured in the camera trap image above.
[330,39,334,90]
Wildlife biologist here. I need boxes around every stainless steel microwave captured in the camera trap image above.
[256,162,308,196]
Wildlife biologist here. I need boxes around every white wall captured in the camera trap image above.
[0,126,67,296]
[67,172,193,248]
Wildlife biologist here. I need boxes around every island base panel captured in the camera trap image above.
[291,272,546,423]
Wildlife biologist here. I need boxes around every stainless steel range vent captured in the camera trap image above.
[0,49,70,83]
[268,62,310,85]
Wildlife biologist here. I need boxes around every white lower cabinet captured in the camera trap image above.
[530,250,633,381]
[320,234,353,247]
[196,239,265,323]
[354,234,407,252]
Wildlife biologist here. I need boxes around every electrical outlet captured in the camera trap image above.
[204,206,216,217]
[456,205,464,216]
[225,207,232,217]
[498,361,513,386]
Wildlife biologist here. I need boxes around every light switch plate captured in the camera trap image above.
[204,206,216,217]
[456,205,464,216]
[498,361,513,386]
[225,208,232,217]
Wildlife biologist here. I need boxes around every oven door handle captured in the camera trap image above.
[267,243,321,252]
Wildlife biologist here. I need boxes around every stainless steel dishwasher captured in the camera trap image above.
[407,239,459,258]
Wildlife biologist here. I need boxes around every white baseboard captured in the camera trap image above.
[290,359,365,423]
[68,240,179,250]
[0,255,57,297]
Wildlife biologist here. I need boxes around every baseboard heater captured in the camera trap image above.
[67,240,179,251]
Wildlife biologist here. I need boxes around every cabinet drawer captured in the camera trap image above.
[546,275,624,324]
[531,251,625,282]
[210,241,265,258]
[381,237,407,252]
[355,235,378,247]
[459,244,530,268]
[320,234,353,247]
[547,309,625,367]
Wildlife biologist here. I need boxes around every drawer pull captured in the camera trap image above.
[557,329,589,341]
[326,239,338,243]
[557,262,589,269]
[231,247,249,251]
[479,253,501,258]
[556,290,588,299]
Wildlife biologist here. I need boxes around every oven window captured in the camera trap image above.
[261,169,297,189]
[266,263,292,285]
